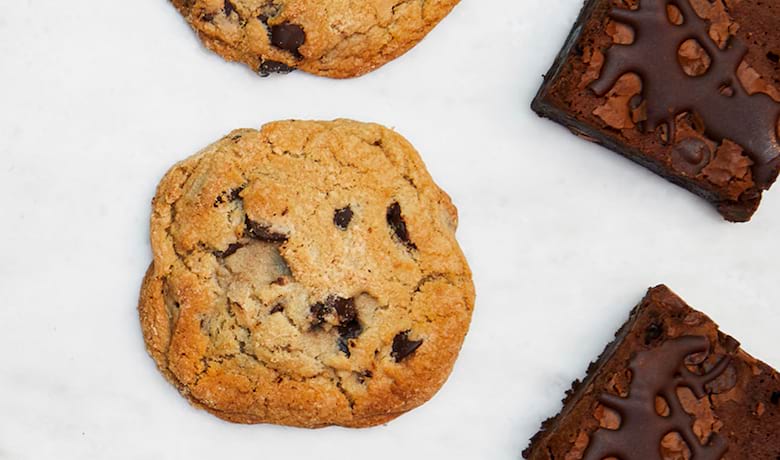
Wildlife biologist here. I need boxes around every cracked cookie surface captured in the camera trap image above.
[169,0,460,78]
[139,119,475,428]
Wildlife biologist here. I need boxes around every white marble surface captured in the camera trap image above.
[1,0,779,458]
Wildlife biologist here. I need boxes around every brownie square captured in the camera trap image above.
[532,0,780,222]
[523,285,780,459]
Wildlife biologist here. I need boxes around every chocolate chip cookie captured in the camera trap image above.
[139,119,475,427]
[170,0,460,78]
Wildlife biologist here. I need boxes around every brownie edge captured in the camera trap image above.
[523,285,780,459]
[532,0,780,222]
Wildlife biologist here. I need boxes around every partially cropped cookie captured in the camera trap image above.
[139,119,475,428]
[170,0,460,78]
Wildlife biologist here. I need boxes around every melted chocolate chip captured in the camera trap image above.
[202,13,215,22]
[309,301,329,328]
[229,185,245,201]
[214,242,244,258]
[332,297,357,323]
[270,303,284,314]
[309,295,363,356]
[224,0,235,16]
[214,186,246,207]
[337,337,351,356]
[245,219,288,242]
[768,52,780,64]
[670,138,712,176]
[310,296,359,330]
[386,202,417,251]
[270,23,305,57]
[334,206,354,230]
[337,319,363,357]
[259,60,295,76]
[771,391,780,405]
[357,370,372,384]
[339,319,362,340]
[644,322,665,345]
[391,331,423,362]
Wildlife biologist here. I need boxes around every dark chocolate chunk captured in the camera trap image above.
[334,206,354,230]
[270,303,284,314]
[356,370,373,384]
[224,0,235,16]
[214,185,246,207]
[259,60,295,76]
[309,295,363,356]
[337,319,363,358]
[310,296,359,330]
[391,331,423,362]
[772,391,780,405]
[331,297,357,323]
[229,185,245,201]
[202,13,215,22]
[270,23,305,57]
[245,219,288,242]
[338,319,362,340]
[386,202,417,251]
[309,301,328,328]
[214,242,244,258]
[767,52,779,64]
[337,337,351,356]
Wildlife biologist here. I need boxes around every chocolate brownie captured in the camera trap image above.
[532,0,780,222]
[523,285,780,459]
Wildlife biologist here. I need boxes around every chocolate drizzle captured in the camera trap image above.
[583,336,730,460]
[591,0,780,187]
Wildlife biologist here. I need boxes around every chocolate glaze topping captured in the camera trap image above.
[591,0,780,187]
[583,336,730,459]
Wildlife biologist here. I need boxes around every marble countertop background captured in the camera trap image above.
[1,0,778,458]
